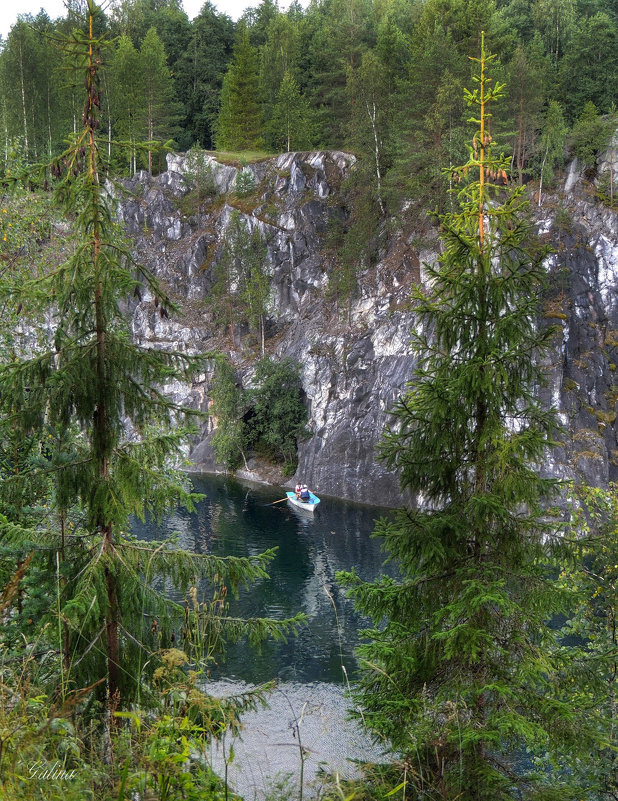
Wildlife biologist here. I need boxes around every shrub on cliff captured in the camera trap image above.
[247,357,308,474]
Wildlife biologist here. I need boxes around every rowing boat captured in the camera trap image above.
[286,491,320,512]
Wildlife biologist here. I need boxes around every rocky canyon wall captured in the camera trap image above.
[116,148,618,507]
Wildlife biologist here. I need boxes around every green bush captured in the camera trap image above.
[210,359,247,471]
[247,358,308,471]
[234,167,257,197]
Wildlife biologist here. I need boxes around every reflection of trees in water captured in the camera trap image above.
[134,474,394,683]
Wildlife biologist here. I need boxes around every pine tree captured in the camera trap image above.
[339,34,589,799]
[215,22,263,152]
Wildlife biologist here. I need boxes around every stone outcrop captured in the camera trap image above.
[116,149,618,507]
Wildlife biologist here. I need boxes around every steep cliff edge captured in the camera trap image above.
[116,149,618,507]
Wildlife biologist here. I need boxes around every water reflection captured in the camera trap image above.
[132,474,396,684]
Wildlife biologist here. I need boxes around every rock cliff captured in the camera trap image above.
[116,149,618,507]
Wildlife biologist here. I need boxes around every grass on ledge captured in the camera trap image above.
[206,150,273,166]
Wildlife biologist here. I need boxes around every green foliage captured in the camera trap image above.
[538,100,568,203]
[108,27,181,175]
[209,210,269,350]
[384,23,469,211]
[346,50,393,214]
[247,357,308,471]
[570,101,608,170]
[0,14,70,165]
[268,70,312,152]
[260,11,301,137]
[215,23,263,152]
[0,0,616,214]
[560,11,618,119]
[506,41,547,184]
[0,2,302,722]
[210,358,247,471]
[113,648,276,801]
[0,648,108,800]
[554,485,618,798]
[318,762,406,801]
[139,26,183,174]
[339,36,589,800]
[209,356,307,474]
[168,2,235,150]
[182,147,216,219]
[109,33,143,174]
[234,166,258,196]
[326,176,381,319]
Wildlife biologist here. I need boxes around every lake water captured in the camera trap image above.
[133,474,397,798]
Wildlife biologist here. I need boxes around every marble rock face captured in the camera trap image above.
[116,149,618,507]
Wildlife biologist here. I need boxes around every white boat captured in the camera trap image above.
[286,491,320,512]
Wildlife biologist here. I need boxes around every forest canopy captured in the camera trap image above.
[0,0,616,213]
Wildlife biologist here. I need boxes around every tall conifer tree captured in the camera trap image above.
[215,22,263,151]
[173,1,235,149]
[340,34,587,799]
[0,0,301,718]
[139,26,181,172]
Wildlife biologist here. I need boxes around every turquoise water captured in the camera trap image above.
[133,474,397,796]
[132,473,395,685]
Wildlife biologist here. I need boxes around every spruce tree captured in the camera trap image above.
[339,34,587,799]
[215,22,263,152]
[173,1,235,149]
[0,0,301,718]
[260,12,300,129]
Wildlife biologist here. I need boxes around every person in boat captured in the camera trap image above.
[295,482,302,499]
[299,484,311,502]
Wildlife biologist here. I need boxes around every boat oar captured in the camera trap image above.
[269,497,289,505]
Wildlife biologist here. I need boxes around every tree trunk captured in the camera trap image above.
[517,89,524,184]
[538,145,548,207]
[87,10,121,711]
[47,83,53,159]
[147,91,153,174]
[365,98,385,215]
[18,43,29,156]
